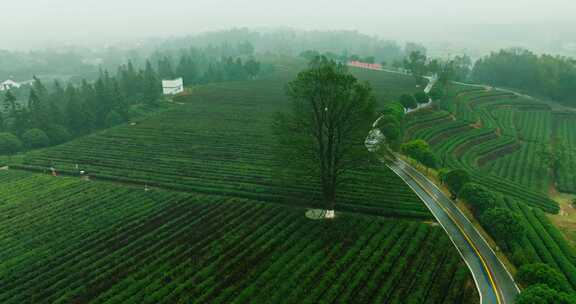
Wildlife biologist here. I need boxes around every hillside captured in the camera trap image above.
[0,170,478,304]
[405,85,576,292]
[0,60,480,303]
[6,62,429,219]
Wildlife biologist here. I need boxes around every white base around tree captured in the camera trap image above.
[305,209,336,220]
[324,210,335,219]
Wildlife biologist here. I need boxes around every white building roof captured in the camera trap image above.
[162,77,184,95]
[0,79,21,91]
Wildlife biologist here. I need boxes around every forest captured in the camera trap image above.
[0,44,263,154]
[472,48,576,106]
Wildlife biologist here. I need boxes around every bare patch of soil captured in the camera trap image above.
[429,125,473,145]
[454,132,498,158]
[477,142,521,167]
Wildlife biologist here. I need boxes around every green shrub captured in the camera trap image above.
[0,132,22,154]
[380,102,405,121]
[437,168,450,184]
[377,114,401,144]
[401,139,436,168]
[414,91,429,104]
[516,284,576,304]
[105,110,125,128]
[399,94,417,109]
[22,129,50,149]
[429,87,444,101]
[459,183,499,215]
[45,124,71,145]
[444,169,470,197]
[481,207,524,242]
[517,263,572,292]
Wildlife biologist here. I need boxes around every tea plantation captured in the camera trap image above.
[10,65,430,219]
[0,168,478,303]
[406,86,576,292]
[0,63,480,302]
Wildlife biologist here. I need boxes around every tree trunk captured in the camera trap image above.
[324,186,336,219]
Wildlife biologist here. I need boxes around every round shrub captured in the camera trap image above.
[481,207,524,242]
[429,87,444,101]
[0,132,22,154]
[517,263,572,292]
[399,94,417,109]
[22,129,50,149]
[444,169,470,197]
[459,183,498,215]
[516,284,576,304]
[380,102,404,121]
[45,124,71,145]
[105,110,125,128]
[414,91,429,104]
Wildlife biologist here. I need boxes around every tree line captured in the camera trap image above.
[0,45,263,154]
[472,48,576,107]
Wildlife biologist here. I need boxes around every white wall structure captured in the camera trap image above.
[0,80,21,91]
[162,78,184,95]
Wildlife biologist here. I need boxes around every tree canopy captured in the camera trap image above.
[458,183,499,215]
[403,51,427,85]
[401,139,437,169]
[22,129,50,149]
[399,94,417,110]
[0,132,22,154]
[517,263,572,293]
[414,91,429,104]
[0,43,265,155]
[444,169,470,197]
[516,284,576,304]
[481,207,525,242]
[274,56,376,212]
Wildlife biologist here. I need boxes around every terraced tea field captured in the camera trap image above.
[405,106,557,213]
[0,170,479,303]
[406,86,576,292]
[503,198,576,292]
[408,86,560,209]
[0,62,487,302]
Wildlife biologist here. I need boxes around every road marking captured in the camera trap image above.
[389,165,485,304]
[398,159,520,295]
[400,165,503,304]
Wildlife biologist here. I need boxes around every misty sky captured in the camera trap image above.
[2,0,574,50]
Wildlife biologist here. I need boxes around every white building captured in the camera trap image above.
[162,78,184,95]
[0,80,21,91]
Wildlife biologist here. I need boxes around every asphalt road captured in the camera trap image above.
[361,67,522,303]
[388,158,520,304]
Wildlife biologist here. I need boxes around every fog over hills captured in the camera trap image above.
[2,0,575,55]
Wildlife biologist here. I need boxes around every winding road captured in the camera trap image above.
[361,67,521,303]
[388,157,519,303]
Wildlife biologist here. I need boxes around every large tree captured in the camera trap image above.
[459,183,499,216]
[481,207,524,242]
[444,169,471,198]
[403,51,427,85]
[401,139,437,168]
[274,57,376,214]
[539,138,569,182]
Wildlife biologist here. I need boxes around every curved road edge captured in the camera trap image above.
[387,157,520,304]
